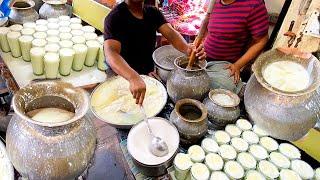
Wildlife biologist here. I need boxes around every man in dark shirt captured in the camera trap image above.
[104,0,205,105]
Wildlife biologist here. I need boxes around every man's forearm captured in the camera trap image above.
[166,30,189,54]
[105,47,140,81]
[234,35,268,69]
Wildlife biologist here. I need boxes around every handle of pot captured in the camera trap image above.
[276,47,312,60]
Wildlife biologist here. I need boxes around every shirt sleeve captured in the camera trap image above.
[152,7,168,29]
[103,12,122,41]
[247,1,269,39]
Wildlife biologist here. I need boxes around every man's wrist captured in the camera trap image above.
[128,72,141,82]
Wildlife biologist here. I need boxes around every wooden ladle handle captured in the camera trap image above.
[187,37,203,69]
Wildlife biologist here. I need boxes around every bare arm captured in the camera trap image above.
[104,40,139,81]
[158,23,189,54]
[158,23,206,59]
[226,34,269,83]
[234,34,269,69]
[104,40,146,105]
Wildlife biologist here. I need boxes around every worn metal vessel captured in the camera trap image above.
[128,117,179,177]
[203,89,240,129]
[244,49,320,141]
[152,45,185,83]
[9,0,39,24]
[170,99,208,144]
[167,56,210,103]
[39,0,71,19]
[6,81,96,180]
[33,0,44,12]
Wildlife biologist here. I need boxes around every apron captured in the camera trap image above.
[206,61,244,94]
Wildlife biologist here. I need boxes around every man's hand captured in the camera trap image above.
[224,63,241,84]
[187,43,206,60]
[148,69,163,82]
[129,75,146,105]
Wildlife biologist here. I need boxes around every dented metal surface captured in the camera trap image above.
[244,49,320,141]
[167,56,211,103]
[6,81,97,180]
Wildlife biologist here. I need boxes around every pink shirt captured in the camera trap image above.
[204,0,269,62]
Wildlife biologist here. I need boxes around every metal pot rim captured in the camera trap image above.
[10,0,35,10]
[155,62,173,71]
[12,81,89,127]
[208,89,240,108]
[42,0,67,5]
[89,75,168,129]
[252,49,320,96]
[152,45,184,71]
[175,98,208,123]
[174,56,208,72]
[127,117,180,166]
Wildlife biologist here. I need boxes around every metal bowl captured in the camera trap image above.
[90,75,168,129]
[152,45,185,83]
[127,117,179,177]
[0,139,14,180]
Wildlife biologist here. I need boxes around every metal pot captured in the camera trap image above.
[152,45,185,83]
[6,81,97,180]
[9,0,39,24]
[167,56,210,103]
[127,117,179,177]
[244,49,320,141]
[39,0,71,19]
[170,99,208,144]
[203,89,240,130]
[33,0,44,12]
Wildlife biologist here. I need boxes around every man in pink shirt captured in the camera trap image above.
[202,0,269,94]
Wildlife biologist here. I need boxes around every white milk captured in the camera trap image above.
[85,40,100,67]
[30,47,45,75]
[19,35,34,61]
[127,118,179,165]
[44,53,60,79]
[0,27,11,52]
[263,61,310,92]
[7,31,22,57]
[59,48,75,76]
[32,39,47,48]
[28,107,74,123]
[72,44,88,71]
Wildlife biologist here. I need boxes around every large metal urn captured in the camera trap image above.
[244,49,320,141]
[39,0,71,19]
[9,0,39,24]
[6,81,96,180]
[167,56,211,103]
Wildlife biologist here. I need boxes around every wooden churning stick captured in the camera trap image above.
[186,0,216,70]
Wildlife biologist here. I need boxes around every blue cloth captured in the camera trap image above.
[207,61,244,94]
[0,0,11,18]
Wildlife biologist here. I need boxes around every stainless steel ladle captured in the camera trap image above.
[140,106,169,157]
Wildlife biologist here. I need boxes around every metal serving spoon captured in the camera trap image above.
[140,106,169,157]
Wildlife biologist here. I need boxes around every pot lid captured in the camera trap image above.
[252,49,320,96]
[153,45,185,70]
